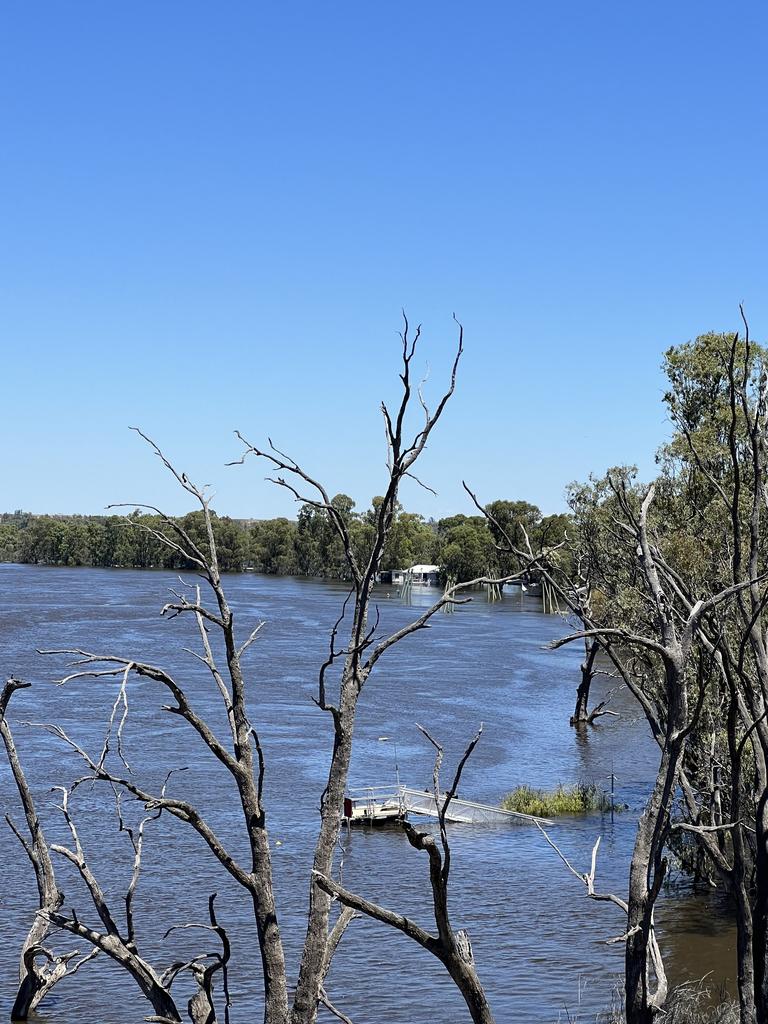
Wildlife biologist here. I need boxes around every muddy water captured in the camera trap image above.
[0,565,735,1022]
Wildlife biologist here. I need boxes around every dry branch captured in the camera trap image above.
[14,322,507,1024]
[315,726,494,1024]
[0,677,97,1018]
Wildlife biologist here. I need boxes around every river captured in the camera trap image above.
[0,564,735,1022]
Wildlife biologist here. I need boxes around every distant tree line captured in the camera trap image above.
[0,499,570,581]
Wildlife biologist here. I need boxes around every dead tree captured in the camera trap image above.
[465,466,768,1020]
[24,320,529,1024]
[45,782,185,1022]
[0,677,96,1019]
[229,316,522,1024]
[567,591,620,727]
[470,472,765,1022]
[11,710,233,1024]
[158,894,232,1024]
[3,678,223,1022]
[314,726,494,1024]
[570,636,599,725]
[569,636,619,726]
[536,826,668,1002]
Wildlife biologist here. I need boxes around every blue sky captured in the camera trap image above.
[2,2,766,521]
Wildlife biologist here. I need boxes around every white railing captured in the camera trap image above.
[343,785,552,826]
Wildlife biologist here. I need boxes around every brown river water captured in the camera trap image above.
[0,564,736,1022]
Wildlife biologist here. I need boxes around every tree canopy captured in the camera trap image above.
[0,497,565,583]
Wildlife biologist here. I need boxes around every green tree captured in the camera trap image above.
[439,520,494,582]
[250,518,299,574]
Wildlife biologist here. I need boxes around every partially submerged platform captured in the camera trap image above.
[343,785,552,827]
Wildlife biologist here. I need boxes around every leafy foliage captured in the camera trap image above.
[501,782,614,816]
[0,496,565,582]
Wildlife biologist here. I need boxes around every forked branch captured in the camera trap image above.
[315,726,495,1024]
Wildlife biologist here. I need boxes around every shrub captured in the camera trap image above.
[501,782,614,816]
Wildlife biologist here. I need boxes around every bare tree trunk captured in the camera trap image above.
[725,676,758,1024]
[315,727,495,1024]
[571,639,599,725]
[440,956,494,1024]
[546,482,747,1021]
[735,826,757,1024]
[291,659,358,1024]
[29,324,530,1024]
[624,739,678,1024]
[0,678,75,1020]
[754,796,768,1024]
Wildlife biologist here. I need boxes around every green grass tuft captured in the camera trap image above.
[501,782,614,816]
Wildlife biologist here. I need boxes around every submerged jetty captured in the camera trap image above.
[343,785,552,827]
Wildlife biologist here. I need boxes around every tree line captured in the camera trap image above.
[0,500,570,581]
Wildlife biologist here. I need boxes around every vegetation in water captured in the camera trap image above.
[594,981,738,1024]
[501,782,615,817]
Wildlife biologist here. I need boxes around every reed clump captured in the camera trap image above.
[590,980,738,1024]
[501,782,613,816]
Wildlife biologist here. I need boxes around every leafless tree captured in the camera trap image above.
[7,320,530,1023]
[315,725,494,1024]
[535,825,668,1004]
[0,677,97,1019]
[3,675,234,1023]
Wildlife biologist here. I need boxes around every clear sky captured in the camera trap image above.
[2,2,766,521]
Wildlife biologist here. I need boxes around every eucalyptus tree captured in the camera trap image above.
[649,324,768,1024]
[554,324,768,1024]
[467,325,768,1023]
[526,473,746,1024]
